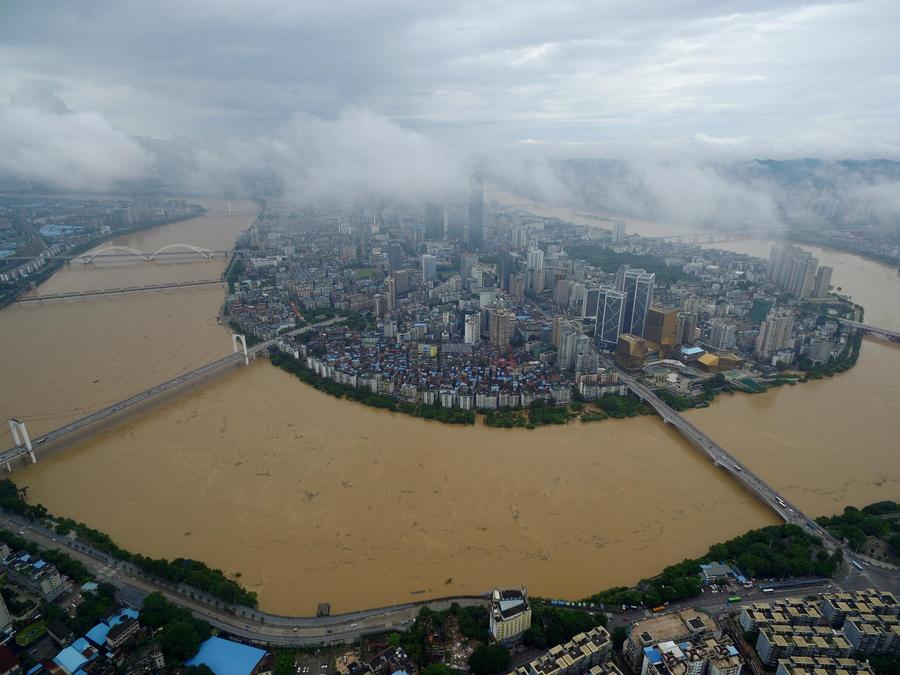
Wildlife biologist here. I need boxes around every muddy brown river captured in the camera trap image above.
[2,200,898,614]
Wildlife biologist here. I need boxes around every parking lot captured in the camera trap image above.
[293,651,334,675]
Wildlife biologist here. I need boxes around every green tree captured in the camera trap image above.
[612,626,629,650]
[160,620,204,663]
[387,632,401,647]
[469,644,510,675]
[422,665,466,675]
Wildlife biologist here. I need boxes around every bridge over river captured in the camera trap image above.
[611,367,844,551]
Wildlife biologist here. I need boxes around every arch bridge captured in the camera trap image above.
[78,244,220,263]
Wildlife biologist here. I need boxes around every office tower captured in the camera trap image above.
[424,202,444,240]
[708,318,736,351]
[622,268,655,336]
[612,220,626,243]
[812,266,833,298]
[421,254,437,282]
[468,173,484,251]
[509,273,526,301]
[643,307,678,346]
[596,287,626,349]
[582,287,601,319]
[554,279,571,306]
[755,308,795,358]
[385,276,396,312]
[557,323,578,370]
[488,308,515,347]
[464,313,481,344]
[393,269,411,295]
[615,334,649,370]
[387,242,403,270]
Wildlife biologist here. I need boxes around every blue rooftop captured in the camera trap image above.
[185,637,266,675]
[54,638,96,673]
[85,622,110,646]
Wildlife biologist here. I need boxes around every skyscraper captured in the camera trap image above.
[596,287,625,349]
[421,254,437,282]
[557,323,578,370]
[460,252,478,282]
[612,220,626,243]
[385,276,396,312]
[643,307,678,346]
[464,313,480,344]
[622,268,655,336]
[424,202,444,240]
[768,243,819,299]
[488,308,515,347]
[467,173,484,251]
[387,242,403,270]
[582,287,601,319]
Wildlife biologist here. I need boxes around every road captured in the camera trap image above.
[3,511,487,647]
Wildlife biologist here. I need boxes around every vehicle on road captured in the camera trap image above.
[727,596,742,603]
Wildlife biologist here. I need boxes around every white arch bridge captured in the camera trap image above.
[78,244,226,263]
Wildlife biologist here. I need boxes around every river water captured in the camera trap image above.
[2,201,898,614]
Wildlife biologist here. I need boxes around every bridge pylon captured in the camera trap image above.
[232,334,249,366]
[8,419,36,465]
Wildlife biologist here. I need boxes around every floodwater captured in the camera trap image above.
[4,202,899,614]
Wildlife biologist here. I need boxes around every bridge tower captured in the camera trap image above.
[7,419,36,465]
[232,334,249,366]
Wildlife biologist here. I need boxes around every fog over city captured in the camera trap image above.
[2,0,900,226]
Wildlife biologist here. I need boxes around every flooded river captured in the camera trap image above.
[2,201,899,614]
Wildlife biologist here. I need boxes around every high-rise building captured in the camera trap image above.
[509,273,526,301]
[755,308,795,359]
[460,252,479,283]
[421,254,437,282]
[385,276,396,312]
[643,307,678,346]
[393,270,411,295]
[812,266,833,298]
[596,287,625,349]
[387,242,403,270]
[467,173,484,251]
[708,318,736,351]
[511,226,529,250]
[424,202,444,240]
[373,293,385,318]
[488,308,515,347]
[615,334,648,370]
[464,313,481,344]
[489,587,532,646]
[622,269,655,336]
[769,244,819,299]
[554,279,571,306]
[582,287,601,319]
[676,312,698,344]
[446,203,467,241]
[557,323,578,370]
[527,247,544,271]
[612,220,626,243]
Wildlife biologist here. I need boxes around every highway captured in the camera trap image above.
[16,279,225,303]
[1,511,487,647]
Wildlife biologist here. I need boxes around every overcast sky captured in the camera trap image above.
[2,0,900,193]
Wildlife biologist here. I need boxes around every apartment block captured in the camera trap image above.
[755,625,852,666]
[624,611,719,670]
[819,590,899,627]
[738,598,825,633]
[512,627,612,675]
[842,614,900,655]
[775,656,874,675]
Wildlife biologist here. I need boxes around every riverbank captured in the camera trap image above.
[0,209,208,310]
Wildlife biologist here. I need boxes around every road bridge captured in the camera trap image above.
[613,368,844,550]
[1,318,344,468]
[16,279,225,303]
[838,319,900,342]
[2,245,229,264]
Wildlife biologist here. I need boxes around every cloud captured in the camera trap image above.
[0,91,153,190]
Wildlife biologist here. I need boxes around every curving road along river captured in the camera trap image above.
[2,201,899,614]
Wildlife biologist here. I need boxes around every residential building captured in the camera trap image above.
[775,656,874,675]
[755,308,795,359]
[490,587,532,646]
[755,624,852,666]
[820,590,899,627]
[812,266,833,298]
[642,637,742,675]
[842,614,900,654]
[708,319,736,351]
[7,553,65,601]
[421,254,437,283]
[489,308,516,348]
[623,610,718,670]
[464,313,481,344]
[613,221,626,243]
[513,626,612,675]
[738,598,825,633]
